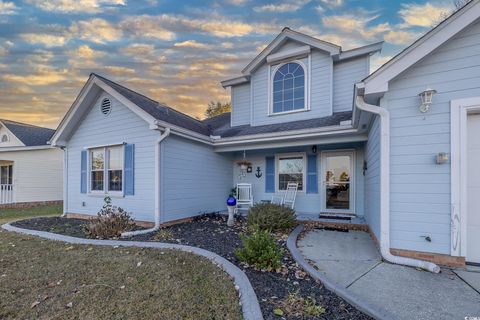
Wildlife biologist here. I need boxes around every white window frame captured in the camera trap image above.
[321,150,355,214]
[275,152,307,193]
[268,59,310,116]
[87,144,124,197]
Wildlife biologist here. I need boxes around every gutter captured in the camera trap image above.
[61,146,68,217]
[0,145,54,152]
[122,127,171,237]
[355,94,440,273]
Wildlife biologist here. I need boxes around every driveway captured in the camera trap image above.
[298,228,480,320]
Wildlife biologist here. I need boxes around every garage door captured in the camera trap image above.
[467,113,480,264]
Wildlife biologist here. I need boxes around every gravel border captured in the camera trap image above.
[287,225,396,320]
[1,222,263,320]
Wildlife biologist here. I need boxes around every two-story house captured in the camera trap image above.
[51,0,480,272]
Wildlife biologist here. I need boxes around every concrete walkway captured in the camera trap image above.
[298,228,480,320]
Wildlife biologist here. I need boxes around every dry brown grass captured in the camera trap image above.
[0,230,241,320]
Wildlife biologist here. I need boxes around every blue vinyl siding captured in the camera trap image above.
[333,56,369,112]
[161,135,233,223]
[384,19,480,254]
[66,92,158,222]
[231,83,251,126]
[250,40,333,126]
[364,116,381,240]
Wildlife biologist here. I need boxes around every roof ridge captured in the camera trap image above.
[92,73,160,105]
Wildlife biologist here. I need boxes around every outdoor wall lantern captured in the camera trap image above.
[311,145,317,154]
[418,87,437,113]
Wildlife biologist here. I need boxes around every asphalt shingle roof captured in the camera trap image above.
[1,119,55,146]
[94,74,353,139]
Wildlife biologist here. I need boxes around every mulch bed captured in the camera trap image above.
[12,215,371,320]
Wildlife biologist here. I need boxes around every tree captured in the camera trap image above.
[204,101,231,118]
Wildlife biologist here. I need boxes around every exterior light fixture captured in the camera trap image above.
[312,145,317,154]
[418,87,437,113]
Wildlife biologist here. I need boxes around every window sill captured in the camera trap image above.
[87,192,125,199]
[269,108,310,117]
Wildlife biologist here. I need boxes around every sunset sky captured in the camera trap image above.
[0,0,455,128]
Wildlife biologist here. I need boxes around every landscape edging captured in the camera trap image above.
[1,222,263,320]
[287,224,396,320]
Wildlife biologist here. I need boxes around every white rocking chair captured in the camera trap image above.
[271,182,298,209]
[235,183,253,214]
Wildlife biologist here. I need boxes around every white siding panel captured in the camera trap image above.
[0,148,63,202]
[66,92,159,222]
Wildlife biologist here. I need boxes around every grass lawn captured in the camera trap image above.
[0,204,62,224]
[0,229,242,320]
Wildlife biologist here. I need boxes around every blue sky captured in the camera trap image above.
[0,0,455,127]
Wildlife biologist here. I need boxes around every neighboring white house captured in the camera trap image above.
[0,119,63,206]
[51,0,480,269]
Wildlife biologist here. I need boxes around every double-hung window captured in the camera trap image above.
[277,154,305,191]
[89,145,124,194]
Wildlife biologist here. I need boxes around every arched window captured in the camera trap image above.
[1,134,8,143]
[272,62,305,113]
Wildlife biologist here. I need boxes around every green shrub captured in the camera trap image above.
[247,203,296,232]
[235,228,283,271]
[84,197,134,239]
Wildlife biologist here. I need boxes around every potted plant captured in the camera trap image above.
[226,188,237,227]
[236,159,252,170]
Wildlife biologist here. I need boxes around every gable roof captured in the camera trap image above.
[221,27,382,87]
[363,0,480,95]
[94,74,211,136]
[0,119,55,146]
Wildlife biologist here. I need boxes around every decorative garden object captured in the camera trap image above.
[227,195,237,227]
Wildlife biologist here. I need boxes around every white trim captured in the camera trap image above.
[0,120,26,147]
[83,142,125,150]
[364,0,480,95]
[242,28,340,75]
[50,75,158,146]
[275,152,307,193]
[334,41,383,62]
[220,75,250,88]
[266,45,311,64]
[0,145,54,152]
[450,96,480,258]
[320,150,355,214]
[268,60,309,116]
[87,144,125,197]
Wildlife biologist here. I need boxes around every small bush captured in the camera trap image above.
[235,228,283,271]
[247,203,296,232]
[84,197,134,239]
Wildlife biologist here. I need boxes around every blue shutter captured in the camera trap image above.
[306,154,318,194]
[124,144,135,195]
[265,156,275,193]
[80,150,87,194]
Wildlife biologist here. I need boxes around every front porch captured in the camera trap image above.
[0,161,14,204]
[225,141,366,220]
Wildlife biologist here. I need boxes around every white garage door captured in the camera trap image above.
[467,113,480,264]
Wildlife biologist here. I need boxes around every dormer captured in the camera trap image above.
[222,28,382,127]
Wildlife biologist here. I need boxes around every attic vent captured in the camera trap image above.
[1,134,8,142]
[101,98,112,115]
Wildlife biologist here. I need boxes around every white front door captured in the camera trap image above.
[321,151,355,214]
[467,114,480,264]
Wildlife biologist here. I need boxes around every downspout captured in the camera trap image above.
[355,95,440,273]
[61,146,68,217]
[122,127,171,237]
